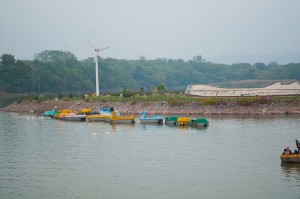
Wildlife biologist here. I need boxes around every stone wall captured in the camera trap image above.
[2,100,300,115]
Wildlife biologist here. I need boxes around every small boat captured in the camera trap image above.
[139,111,164,124]
[190,118,209,127]
[110,111,135,123]
[280,154,300,163]
[165,116,179,125]
[54,109,76,119]
[86,114,111,122]
[87,108,120,122]
[99,107,115,115]
[43,109,60,118]
[81,107,92,115]
[280,143,300,163]
[64,112,86,122]
[53,109,75,119]
[177,117,209,127]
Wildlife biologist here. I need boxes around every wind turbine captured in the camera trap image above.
[88,41,109,96]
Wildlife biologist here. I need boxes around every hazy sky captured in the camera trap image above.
[1,0,300,63]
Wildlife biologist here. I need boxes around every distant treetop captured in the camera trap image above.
[34,50,77,64]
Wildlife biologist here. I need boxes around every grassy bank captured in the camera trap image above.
[61,94,300,109]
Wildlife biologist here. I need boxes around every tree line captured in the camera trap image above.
[1,50,300,94]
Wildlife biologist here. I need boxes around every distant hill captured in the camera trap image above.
[208,53,300,65]
[1,51,300,94]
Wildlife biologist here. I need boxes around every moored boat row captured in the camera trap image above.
[42,108,209,126]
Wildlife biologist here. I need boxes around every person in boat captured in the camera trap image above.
[295,139,300,154]
[296,139,300,150]
[283,147,292,155]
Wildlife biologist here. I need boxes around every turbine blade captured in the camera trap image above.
[99,46,109,51]
[88,41,96,50]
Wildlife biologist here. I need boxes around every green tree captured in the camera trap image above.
[254,62,266,70]
[154,84,165,95]
[1,54,16,66]
[34,50,77,64]
[193,55,203,63]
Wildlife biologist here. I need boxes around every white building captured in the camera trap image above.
[185,81,300,97]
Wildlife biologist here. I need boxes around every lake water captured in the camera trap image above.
[0,112,300,199]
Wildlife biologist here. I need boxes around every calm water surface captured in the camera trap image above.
[0,112,300,199]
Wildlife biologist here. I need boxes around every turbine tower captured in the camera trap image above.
[88,41,109,96]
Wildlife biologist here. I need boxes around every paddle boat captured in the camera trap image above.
[110,111,135,124]
[43,109,60,118]
[165,116,179,125]
[64,112,86,122]
[86,114,111,122]
[81,107,92,115]
[99,107,115,115]
[54,109,76,119]
[87,107,120,122]
[177,117,209,127]
[190,118,209,127]
[139,111,164,124]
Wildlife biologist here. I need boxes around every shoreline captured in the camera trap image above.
[1,99,300,115]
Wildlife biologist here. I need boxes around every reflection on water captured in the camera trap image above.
[281,163,300,183]
[110,123,135,131]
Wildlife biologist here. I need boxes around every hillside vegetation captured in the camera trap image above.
[1,51,300,95]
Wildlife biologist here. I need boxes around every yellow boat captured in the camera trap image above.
[110,111,135,123]
[86,114,111,122]
[281,140,300,163]
[177,117,191,126]
[280,154,300,163]
[177,117,209,127]
[54,109,76,119]
[81,107,92,115]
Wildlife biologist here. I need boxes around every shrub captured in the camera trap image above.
[200,98,218,105]
[38,94,46,103]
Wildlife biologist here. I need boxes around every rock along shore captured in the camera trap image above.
[1,99,300,115]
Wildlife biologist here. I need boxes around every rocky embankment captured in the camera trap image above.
[1,99,300,115]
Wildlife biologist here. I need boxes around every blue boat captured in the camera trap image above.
[139,111,164,124]
[98,107,115,115]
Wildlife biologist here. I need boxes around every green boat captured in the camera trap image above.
[159,115,209,127]
[43,110,61,118]
[165,116,179,125]
[177,117,209,127]
[190,118,209,127]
